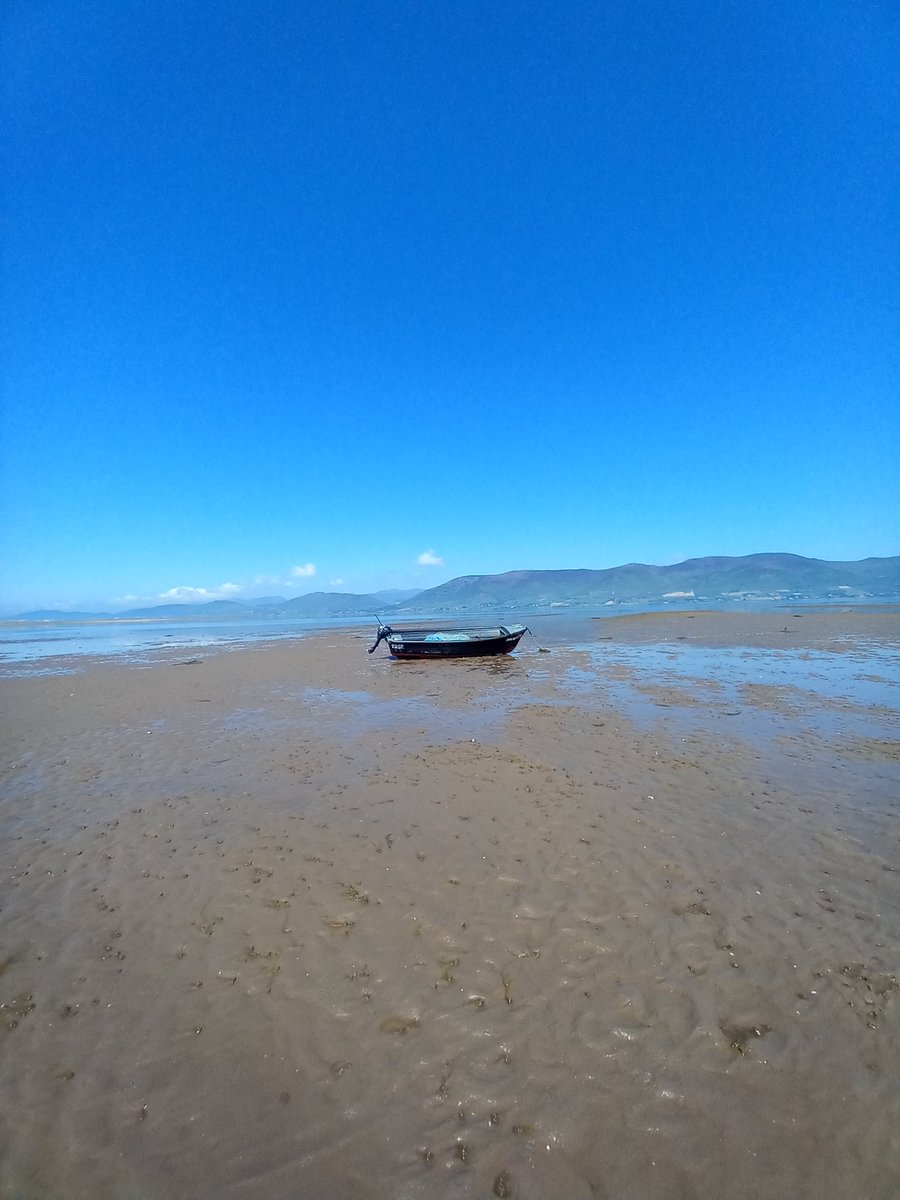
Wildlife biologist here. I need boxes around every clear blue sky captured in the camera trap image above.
[2,0,898,612]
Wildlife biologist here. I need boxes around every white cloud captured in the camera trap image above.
[157,583,242,603]
[417,549,444,566]
[330,578,345,586]
[291,563,317,578]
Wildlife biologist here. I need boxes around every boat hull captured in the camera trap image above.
[387,628,526,659]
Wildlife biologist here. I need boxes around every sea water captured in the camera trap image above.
[1,598,896,675]
[0,614,366,672]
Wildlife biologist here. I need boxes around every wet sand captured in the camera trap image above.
[1,611,899,1199]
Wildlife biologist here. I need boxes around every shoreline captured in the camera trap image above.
[2,611,898,1198]
[4,602,900,678]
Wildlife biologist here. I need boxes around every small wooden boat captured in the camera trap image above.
[368,622,528,659]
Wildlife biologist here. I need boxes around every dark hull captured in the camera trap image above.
[388,630,525,659]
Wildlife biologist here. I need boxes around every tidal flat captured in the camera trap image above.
[1,610,898,1199]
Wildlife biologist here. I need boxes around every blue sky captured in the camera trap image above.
[2,0,898,613]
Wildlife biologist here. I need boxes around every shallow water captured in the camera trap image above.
[234,639,900,803]
[572,641,899,739]
[0,616,322,670]
[3,599,892,674]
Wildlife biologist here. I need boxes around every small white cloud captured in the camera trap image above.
[417,549,443,566]
[291,563,317,578]
[157,582,242,603]
[330,578,345,586]
[158,587,207,602]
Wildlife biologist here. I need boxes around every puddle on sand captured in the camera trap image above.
[223,643,897,762]
[554,641,900,832]
[567,642,899,743]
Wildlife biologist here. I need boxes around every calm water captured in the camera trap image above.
[1,599,896,675]
[0,614,367,672]
[0,607,628,672]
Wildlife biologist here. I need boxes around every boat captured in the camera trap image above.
[368,622,529,659]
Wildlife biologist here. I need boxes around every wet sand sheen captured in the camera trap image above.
[1,612,898,1199]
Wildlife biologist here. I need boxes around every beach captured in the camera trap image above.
[1,610,898,1199]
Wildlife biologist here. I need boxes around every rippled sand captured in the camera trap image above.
[1,611,898,1199]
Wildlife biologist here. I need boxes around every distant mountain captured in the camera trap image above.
[373,588,422,603]
[11,594,383,621]
[277,591,385,617]
[14,609,108,621]
[119,600,251,618]
[394,554,900,611]
[119,594,385,619]
[10,555,898,622]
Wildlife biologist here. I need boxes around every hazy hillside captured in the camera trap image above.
[15,595,386,621]
[395,554,900,611]
[119,600,250,618]
[12,554,899,621]
[15,609,109,621]
[275,592,386,617]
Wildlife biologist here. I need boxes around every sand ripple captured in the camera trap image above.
[1,616,899,1197]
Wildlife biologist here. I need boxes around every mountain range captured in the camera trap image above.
[13,554,900,621]
[401,553,900,611]
[15,590,411,621]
